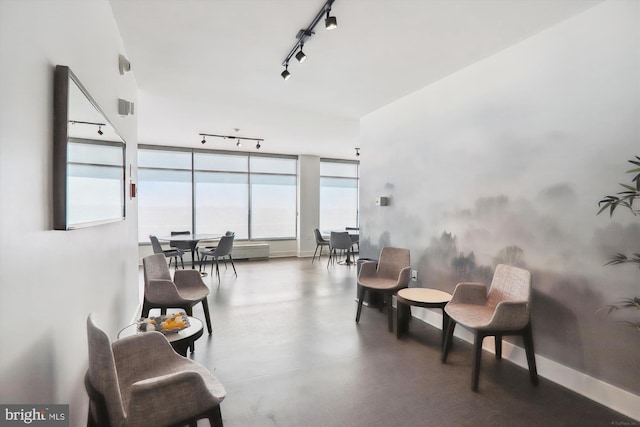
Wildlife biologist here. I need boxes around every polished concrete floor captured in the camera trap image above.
[164,256,635,427]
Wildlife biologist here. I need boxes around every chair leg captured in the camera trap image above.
[215,258,221,282]
[522,323,539,386]
[141,301,151,318]
[495,334,502,360]
[201,298,213,334]
[229,256,237,277]
[472,331,486,392]
[386,293,394,333]
[312,245,319,263]
[208,405,223,427]
[441,320,456,363]
[355,285,365,323]
[180,255,184,269]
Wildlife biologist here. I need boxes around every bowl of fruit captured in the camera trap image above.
[137,312,190,334]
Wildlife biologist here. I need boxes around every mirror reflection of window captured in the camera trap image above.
[67,139,125,225]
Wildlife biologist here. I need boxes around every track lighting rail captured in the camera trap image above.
[280,0,337,79]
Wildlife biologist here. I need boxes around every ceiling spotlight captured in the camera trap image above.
[97,126,103,136]
[236,139,241,147]
[201,136,206,144]
[281,64,291,80]
[355,147,360,157]
[325,10,337,30]
[295,44,306,63]
[256,141,261,149]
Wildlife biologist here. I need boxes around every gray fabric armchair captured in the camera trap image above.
[441,263,538,391]
[142,253,213,335]
[85,313,226,427]
[355,247,411,332]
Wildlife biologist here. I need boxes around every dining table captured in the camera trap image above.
[157,233,222,273]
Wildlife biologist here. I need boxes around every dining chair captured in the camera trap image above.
[199,234,237,282]
[327,231,354,267]
[142,253,213,335]
[312,228,330,263]
[356,247,411,332]
[85,313,225,426]
[170,230,200,267]
[149,234,184,269]
[441,264,538,391]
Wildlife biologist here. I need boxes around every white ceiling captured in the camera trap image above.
[109,0,601,159]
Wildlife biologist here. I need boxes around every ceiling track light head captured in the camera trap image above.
[325,11,337,30]
[281,63,291,80]
[355,147,360,157]
[236,139,241,147]
[296,43,307,64]
[256,141,261,149]
[201,137,206,144]
[97,126,103,136]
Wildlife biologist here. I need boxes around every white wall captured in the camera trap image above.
[0,0,138,424]
[360,0,639,418]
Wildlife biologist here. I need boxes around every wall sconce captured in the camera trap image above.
[118,98,135,116]
[119,54,131,75]
[376,197,389,206]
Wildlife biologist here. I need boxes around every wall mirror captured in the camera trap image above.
[54,65,126,230]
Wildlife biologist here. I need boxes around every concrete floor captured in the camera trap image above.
[164,256,635,427]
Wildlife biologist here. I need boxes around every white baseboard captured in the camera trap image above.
[410,307,640,421]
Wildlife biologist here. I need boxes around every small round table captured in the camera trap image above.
[396,288,452,351]
[118,316,204,356]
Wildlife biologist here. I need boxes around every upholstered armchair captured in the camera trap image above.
[355,247,411,332]
[85,313,226,426]
[142,253,212,335]
[441,263,538,391]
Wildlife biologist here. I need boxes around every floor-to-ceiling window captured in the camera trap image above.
[138,148,193,241]
[249,156,297,239]
[138,146,297,243]
[319,159,359,231]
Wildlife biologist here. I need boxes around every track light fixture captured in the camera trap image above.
[69,120,107,136]
[281,63,291,80]
[280,0,337,80]
[295,43,307,63]
[199,133,264,150]
[355,147,360,157]
[325,10,337,30]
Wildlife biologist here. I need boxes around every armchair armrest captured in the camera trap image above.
[128,371,220,425]
[358,261,378,281]
[174,269,207,289]
[146,279,185,304]
[487,300,529,330]
[450,282,488,305]
[396,266,411,287]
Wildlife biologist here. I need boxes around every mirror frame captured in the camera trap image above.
[53,65,126,230]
